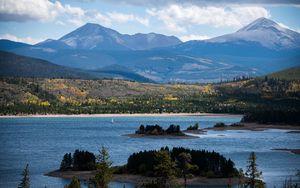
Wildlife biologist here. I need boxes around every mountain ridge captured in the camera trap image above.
[0,50,95,79]
[38,23,182,51]
[208,17,300,50]
[1,17,299,83]
[0,51,154,82]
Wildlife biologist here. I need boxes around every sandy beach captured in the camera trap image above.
[0,113,241,118]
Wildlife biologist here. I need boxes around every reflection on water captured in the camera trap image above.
[0,115,299,188]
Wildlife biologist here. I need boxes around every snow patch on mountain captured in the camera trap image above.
[208,17,300,50]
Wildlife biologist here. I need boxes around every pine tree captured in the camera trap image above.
[64,176,81,188]
[154,150,177,188]
[244,152,265,188]
[90,146,113,188]
[60,153,72,170]
[176,152,198,188]
[18,164,30,188]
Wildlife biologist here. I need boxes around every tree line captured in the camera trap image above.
[135,124,183,136]
[242,109,300,125]
[60,150,96,171]
[125,147,238,178]
[18,149,300,188]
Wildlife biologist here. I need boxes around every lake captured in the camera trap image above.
[0,115,299,188]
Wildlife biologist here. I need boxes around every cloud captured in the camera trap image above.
[55,20,65,26]
[84,10,112,26]
[0,0,148,27]
[107,12,149,26]
[63,4,85,17]
[147,4,270,33]
[278,22,300,33]
[0,0,101,26]
[67,18,85,27]
[278,22,292,29]
[0,33,44,44]
[180,35,210,42]
[98,0,300,7]
[0,0,65,22]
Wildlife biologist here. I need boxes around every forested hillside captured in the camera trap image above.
[0,77,299,122]
[0,51,94,79]
[267,66,300,80]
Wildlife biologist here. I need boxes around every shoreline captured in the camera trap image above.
[46,170,244,186]
[0,112,242,118]
[272,148,300,155]
[205,123,300,131]
[124,133,198,139]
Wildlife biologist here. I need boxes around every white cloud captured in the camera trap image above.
[0,34,44,44]
[67,18,85,27]
[147,4,270,33]
[0,0,64,22]
[107,12,149,26]
[278,22,291,29]
[180,35,210,42]
[55,20,65,26]
[0,0,148,27]
[135,17,149,27]
[278,22,300,33]
[63,4,85,17]
[84,10,112,26]
[98,0,300,7]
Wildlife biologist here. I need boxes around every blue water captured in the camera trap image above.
[0,115,299,188]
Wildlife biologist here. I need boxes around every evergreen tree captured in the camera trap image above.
[64,176,81,188]
[18,164,30,188]
[60,153,72,170]
[244,152,265,188]
[154,150,177,188]
[90,146,113,188]
[176,152,198,188]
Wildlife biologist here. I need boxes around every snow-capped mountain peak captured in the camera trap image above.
[58,23,127,50]
[53,23,181,50]
[238,17,280,32]
[208,17,300,50]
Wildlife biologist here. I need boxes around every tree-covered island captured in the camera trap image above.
[125,124,198,139]
[47,147,251,187]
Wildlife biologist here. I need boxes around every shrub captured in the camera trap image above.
[206,170,216,178]
[187,123,199,130]
[230,123,244,127]
[214,122,226,128]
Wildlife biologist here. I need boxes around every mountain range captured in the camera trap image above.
[0,17,299,83]
[37,23,181,51]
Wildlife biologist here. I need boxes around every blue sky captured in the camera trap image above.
[0,0,299,44]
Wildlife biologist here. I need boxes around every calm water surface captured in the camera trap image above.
[0,115,299,188]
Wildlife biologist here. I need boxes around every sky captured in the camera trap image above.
[0,0,299,44]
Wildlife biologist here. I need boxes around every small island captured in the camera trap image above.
[183,123,207,134]
[47,147,246,186]
[125,124,198,139]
